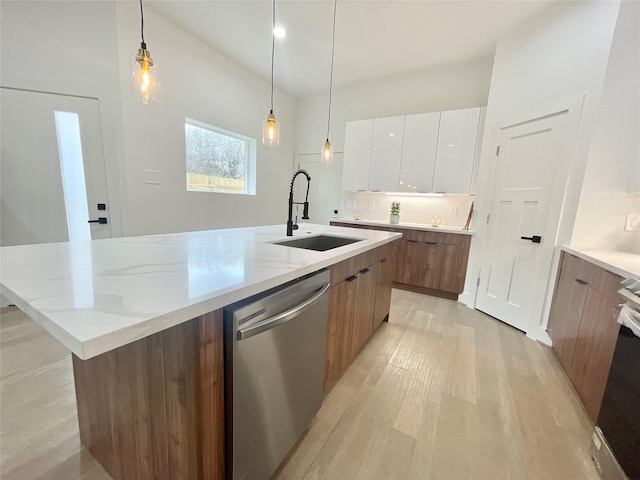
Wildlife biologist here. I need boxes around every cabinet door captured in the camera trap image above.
[342,120,373,192]
[547,267,589,372]
[351,265,376,357]
[432,107,480,193]
[324,278,357,393]
[368,116,405,192]
[397,240,439,289]
[436,243,461,293]
[399,112,440,193]
[569,289,621,422]
[373,242,398,329]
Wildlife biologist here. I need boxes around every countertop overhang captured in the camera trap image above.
[0,223,401,359]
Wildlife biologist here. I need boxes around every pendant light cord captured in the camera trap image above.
[270,0,276,112]
[139,0,146,47]
[326,0,337,140]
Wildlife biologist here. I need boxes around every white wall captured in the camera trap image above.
[115,3,297,236]
[571,0,640,254]
[463,1,621,341]
[1,0,126,238]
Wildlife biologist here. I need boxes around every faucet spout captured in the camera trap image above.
[287,169,311,236]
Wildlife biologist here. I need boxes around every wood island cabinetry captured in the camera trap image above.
[547,251,623,422]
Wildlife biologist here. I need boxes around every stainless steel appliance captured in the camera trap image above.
[592,277,640,480]
[224,269,330,480]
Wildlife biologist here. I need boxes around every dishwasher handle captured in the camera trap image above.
[237,282,331,341]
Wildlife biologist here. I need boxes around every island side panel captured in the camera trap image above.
[72,310,225,480]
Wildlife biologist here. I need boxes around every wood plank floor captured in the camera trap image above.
[1,290,599,479]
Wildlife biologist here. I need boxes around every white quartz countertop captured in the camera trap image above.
[561,246,640,279]
[0,224,401,359]
[332,218,474,235]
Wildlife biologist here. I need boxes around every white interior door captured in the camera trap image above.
[1,88,111,246]
[476,108,576,332]
[297,152,343,225]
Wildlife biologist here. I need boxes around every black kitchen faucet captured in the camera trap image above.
[287,169,311,236]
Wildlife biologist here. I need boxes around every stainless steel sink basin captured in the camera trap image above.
[273,234,363,252]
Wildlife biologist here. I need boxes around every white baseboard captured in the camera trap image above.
[526,327,552,346]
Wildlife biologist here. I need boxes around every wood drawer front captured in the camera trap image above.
[330,248,380,285]
[402,229,463,245]
[561,253,622,298]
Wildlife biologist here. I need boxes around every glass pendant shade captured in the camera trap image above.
[263,111,279,146]
[322,139,334,164]
[130,46,160,104]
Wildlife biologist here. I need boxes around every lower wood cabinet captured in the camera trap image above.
[330,222,471,299]
[324,241,399,393]
[547,251,622,422]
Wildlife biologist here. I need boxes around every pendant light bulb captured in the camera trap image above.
[263,110,279,146]
[322,139,334,164]
[130,0,160,104]
[264,0,279,146]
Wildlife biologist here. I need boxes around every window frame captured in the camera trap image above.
[184,117,257,195]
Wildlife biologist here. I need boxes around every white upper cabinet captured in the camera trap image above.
[342,107,483,193]
[342,119,373,192]
[368,116,405,192]
[399,112,440,193]
[432,107,481,193]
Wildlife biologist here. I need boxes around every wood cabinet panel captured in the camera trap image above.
[351,264,377,357]
[72,311,225,480]
[373,247,396,330]
[569,289,621,422]
[547,251,623,422]
[547,266,589,371]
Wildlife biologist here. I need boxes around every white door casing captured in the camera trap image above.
[1,88,112,246]
[476,98,583,334]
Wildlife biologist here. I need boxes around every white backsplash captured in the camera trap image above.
[339,192,475,228]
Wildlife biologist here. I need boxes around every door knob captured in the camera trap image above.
[520,235,542,243]
[88,217,108,224]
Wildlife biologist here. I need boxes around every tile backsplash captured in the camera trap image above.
[339,192,475,228]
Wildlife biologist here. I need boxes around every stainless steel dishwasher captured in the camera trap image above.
[224,269,330,480]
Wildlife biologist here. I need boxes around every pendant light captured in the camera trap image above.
[322,0,338,164]
[263,0,279,146]
[130,0,160,104]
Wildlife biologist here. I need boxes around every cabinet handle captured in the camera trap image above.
[407,240,418,243]
[574,279,588,286]
[346,275,358,283]
[424,241,437,245]
[360,268,370,274]
[380,258,387,263]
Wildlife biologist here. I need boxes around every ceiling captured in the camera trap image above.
[148,0,557,98]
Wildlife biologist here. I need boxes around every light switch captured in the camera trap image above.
[625,213,640,232]
[144,169,161,185]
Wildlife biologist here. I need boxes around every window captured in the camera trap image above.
[185,118,256,195]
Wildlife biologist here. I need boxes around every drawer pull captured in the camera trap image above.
[424,241,437,245]
[407,240,418,243]
[346,275,358,283]
[360,268,370,274]
[574,279,589,286]
[380,258,387,263]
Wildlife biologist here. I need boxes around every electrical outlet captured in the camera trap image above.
[448,205,458,216]
[625,213,640,232]
[143,169,161,185]
[368,202,376,211]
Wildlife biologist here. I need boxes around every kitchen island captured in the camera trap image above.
[0,224,401,479]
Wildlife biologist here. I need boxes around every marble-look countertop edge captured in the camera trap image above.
[1,226,402,359]
[332,218,475,235]
[560,246,640,279]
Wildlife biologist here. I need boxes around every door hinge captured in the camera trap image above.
[486,214,490,223]
[476,277,481,287]
[496,146,500,155]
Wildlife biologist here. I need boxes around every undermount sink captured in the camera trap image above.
[273,234,363,252]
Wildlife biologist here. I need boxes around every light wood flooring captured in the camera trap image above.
[1,290,599,479]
